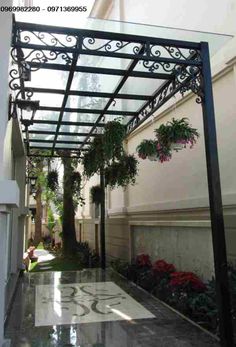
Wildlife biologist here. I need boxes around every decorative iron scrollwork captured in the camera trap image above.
[19,30,77,48]
[82,37,131,53]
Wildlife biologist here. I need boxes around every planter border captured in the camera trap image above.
[110,267,220,342]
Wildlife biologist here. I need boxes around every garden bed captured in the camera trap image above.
[111,255,236,336]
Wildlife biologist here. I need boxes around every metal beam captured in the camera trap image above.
[29,153,81,158]
[200,41,234,347]
[51,49,79,155]
[27,87,149,101]
[38,106,136,116]
[29,139,84,144]
[100,166,106,269]
[14,20,201,50]
[25,120,105,127]
[27,62,173,80]
[126,51,201,134]
[25,130,99,136]
[31,146,86,151]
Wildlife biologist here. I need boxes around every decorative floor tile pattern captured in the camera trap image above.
[35,281,155,326]
[5,269,220,347]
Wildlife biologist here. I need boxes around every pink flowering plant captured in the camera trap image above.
[155,117,199,150]
[136,253,152,268]
[153,259,176,277]
[136,117,199,163]
[136,140,158,160]
[137,139,172,163]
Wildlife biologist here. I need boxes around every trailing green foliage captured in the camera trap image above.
[105,154,138,189]
[47,170,59,191]
[83,136,104,178]
[103,120,126,160]
[90,185,103,205]
[136,117,199,163]
[47,207,56,233]
[82,120,139,189]
[155,117,199,147]
[136,139,157,159]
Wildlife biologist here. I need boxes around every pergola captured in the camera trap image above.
[9,16,233,346]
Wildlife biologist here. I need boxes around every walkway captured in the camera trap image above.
[5,269,220,347]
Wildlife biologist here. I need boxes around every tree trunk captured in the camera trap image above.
[34,186,42,246]
[62,157,77,255]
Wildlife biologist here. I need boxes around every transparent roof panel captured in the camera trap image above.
[32,93,63,108]
[108,99,144,112]
[71,72,121,93]
[30,142,53,148]
[29,134,54,141]
[55,143,81,149]
[34,111,60,122]
[25,69,69,89]
[62,113,99,123]
[77,55,130,70]
[29,123,57,131]
[119,77,164,96]
[57,135,86,142]
[59,124,94,133]
[66,95,108,110]
[16,17,233,57]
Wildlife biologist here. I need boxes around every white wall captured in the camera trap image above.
[0,8,13,180]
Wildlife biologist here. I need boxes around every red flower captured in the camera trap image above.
[169,271,206,292]
[153,259,176,274]
[136,254,151,267]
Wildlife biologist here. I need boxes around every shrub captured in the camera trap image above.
[169,271,206,293]
[153,259,176,276]
[135,254,152,268]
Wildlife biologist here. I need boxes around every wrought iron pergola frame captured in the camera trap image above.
[9,17,234,346]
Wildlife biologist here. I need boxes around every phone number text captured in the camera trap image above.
[0,6,87,12]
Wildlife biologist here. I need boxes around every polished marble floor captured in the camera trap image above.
[5,269,220,347]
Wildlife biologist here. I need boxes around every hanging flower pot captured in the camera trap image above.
[105,154,138,189]
[148,154,158,161]
[155,117,199,150]
[90,185,103,205]
[170,142,184,151]
[136,139,157,160]
[47,170,58,191]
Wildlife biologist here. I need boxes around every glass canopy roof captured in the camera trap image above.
[10,17,233,157]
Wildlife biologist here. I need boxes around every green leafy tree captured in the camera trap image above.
[47,153,84,255]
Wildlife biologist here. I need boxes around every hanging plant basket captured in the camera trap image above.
[155,117,199,150]
[136,139,157,160]
[148,154,159,161]
[170,142,184,151]
[103,120,126,160]
[105,154,138,189]
[90,185,103,205]
[82,136,104,178]
[47,170,58,191]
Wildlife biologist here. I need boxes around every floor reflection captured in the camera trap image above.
[5,269,220,347]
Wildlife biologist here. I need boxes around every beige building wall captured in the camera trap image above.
[0,3,27,345]
[77,0,236,280]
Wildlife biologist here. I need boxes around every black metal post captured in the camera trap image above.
[201,41,234,347]
[100,167,106,269]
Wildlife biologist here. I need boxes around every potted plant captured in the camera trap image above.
[136,139,172,163]
[90,185,103,205]
[136,139,158,160]
[82,136,104,178]
[105,154,138,189]
[103,120,126,160]
[155,117,199,151]
[47,170,58,191]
